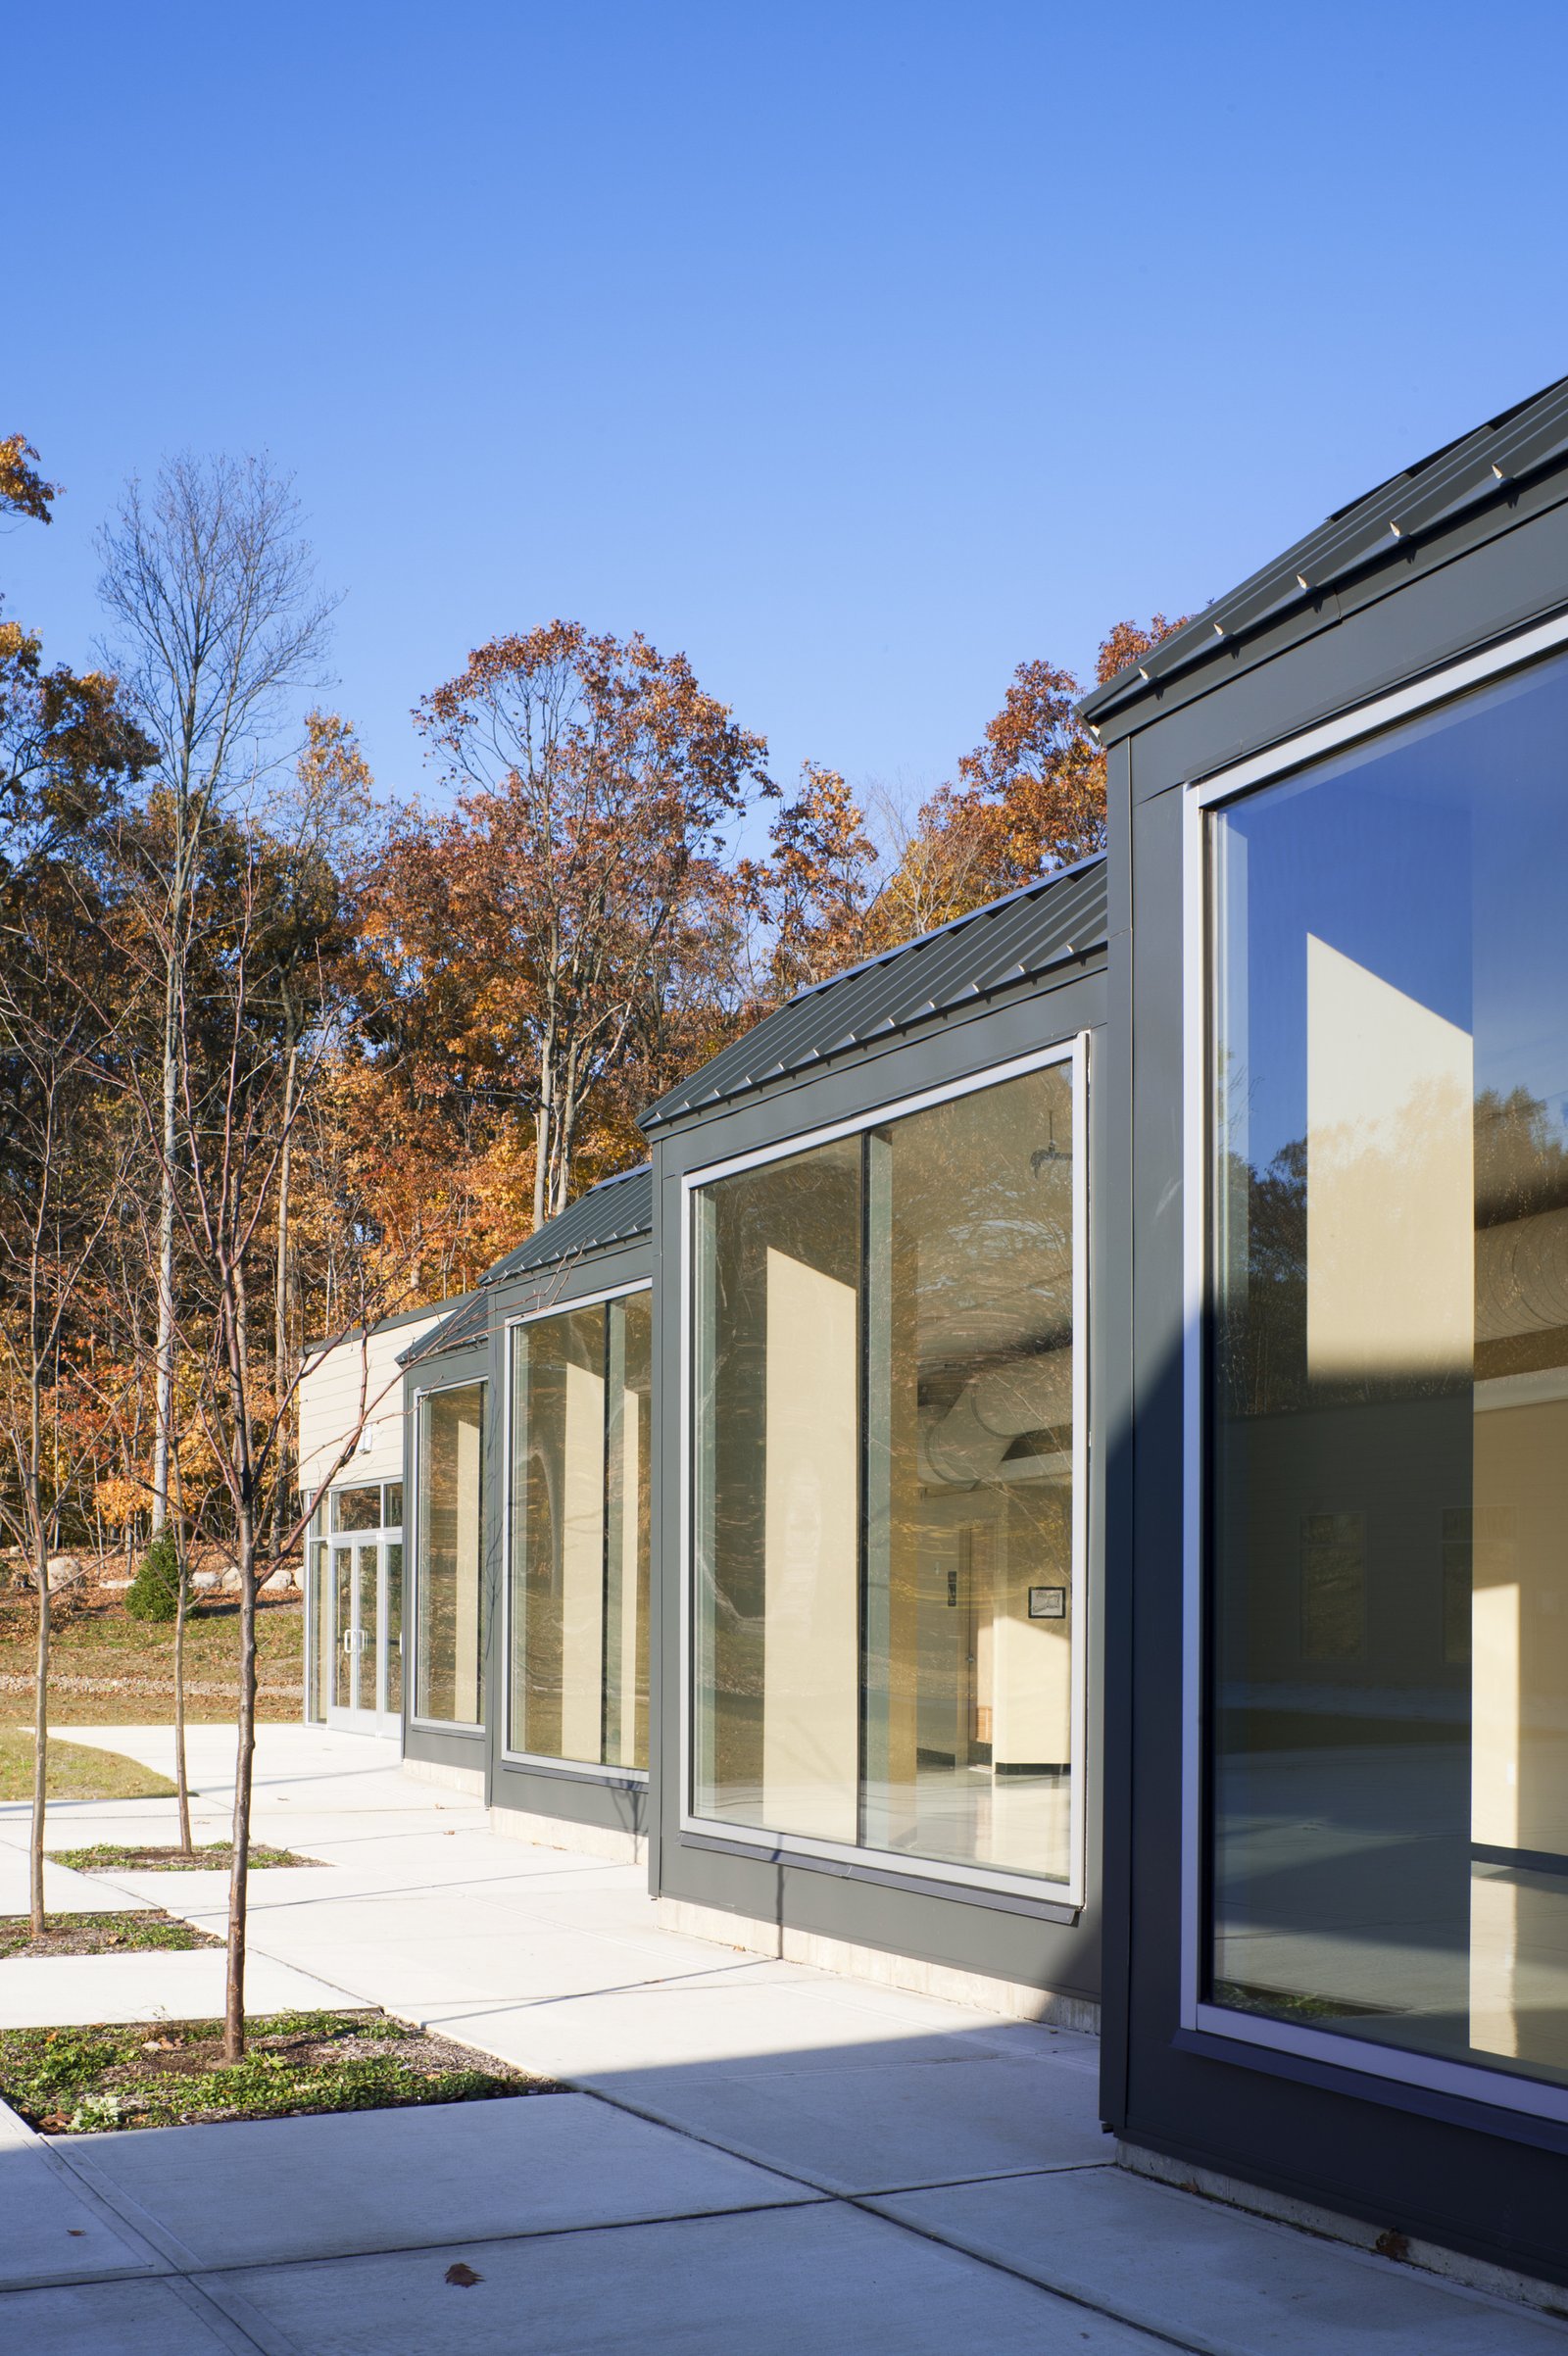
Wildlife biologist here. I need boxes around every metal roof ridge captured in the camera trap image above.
[778,850,1108,1008]
[1079,373,1568,727]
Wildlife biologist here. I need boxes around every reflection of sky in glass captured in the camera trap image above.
[1217,652,1568,1176]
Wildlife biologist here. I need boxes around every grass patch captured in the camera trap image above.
[0,1582,303,1725]
[0,1728,176,1805]
[0,2010,551,2133]
[0,1910,220,1960]
[51,1842,322,1873]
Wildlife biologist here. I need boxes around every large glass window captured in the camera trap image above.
[693,1061,1081,1885]
[416,1382,486,1725]
[508,1293,651,1768]
[1205,649,1568,2097]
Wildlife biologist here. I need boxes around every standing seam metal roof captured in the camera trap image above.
[398,1290,487,1368]
[1080,372,1568,727]
[638,855,1108,1135]
[481,1164,654,1289]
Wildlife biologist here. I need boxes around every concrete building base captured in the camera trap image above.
[399,1756,486,1798]
[654,1896,1100,2032]
[1118,2142,1568,2323]
[488,1805,645,1865]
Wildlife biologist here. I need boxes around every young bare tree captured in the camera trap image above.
[264,712,375,1552]
[97,456,335,1540]
[0,911,140,1933]
[0,435,155,1930]
[136,831,403,2058]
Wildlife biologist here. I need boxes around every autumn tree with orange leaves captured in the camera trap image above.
[883,615,1187,931]
[368,622,771,1237]
[741,761,879,1000]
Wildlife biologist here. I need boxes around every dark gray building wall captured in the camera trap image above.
[481,1230,652,1839]
[402,1336,490,1783]
[1102,487,1568,2282]
[647,962,1108,2006]
[401,1227,655,1840]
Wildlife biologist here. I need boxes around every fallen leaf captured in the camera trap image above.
[445,2262,482,2287]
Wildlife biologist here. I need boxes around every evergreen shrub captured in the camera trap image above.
[125,1531,181,1623]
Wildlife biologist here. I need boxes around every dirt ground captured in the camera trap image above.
[0,1556,305,1725]
[0,1910,221,1960]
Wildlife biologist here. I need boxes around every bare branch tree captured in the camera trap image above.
[0,912,140,1932]
[97,455,335,1540]
[124,836,404,2059]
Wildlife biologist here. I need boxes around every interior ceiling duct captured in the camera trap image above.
[922,1347,1072,1487]
[1476,1206,1568,1343]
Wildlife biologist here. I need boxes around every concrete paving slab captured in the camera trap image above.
[0,1800,203,1838]
[216,2196,1171,2356]
[6,1810,232,1856]
[600,2049,1114,2193]
[0,2276,258,2354]
[182,1890,527,1943]
[0,1854,158,1916]
[0,1948,367,2028]
[244,1930,798,2009]
[102,1868,338,1912]
[416,1981,1039,2084]
[0,2124,167,2290]
[873,2167,1568,2354]
[71,2090,820,2268]
[465,1879,670,1935]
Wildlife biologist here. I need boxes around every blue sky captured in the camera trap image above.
[9,1,1568,839]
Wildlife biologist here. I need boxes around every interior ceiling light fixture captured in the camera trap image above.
[1031,1115,1070,1174]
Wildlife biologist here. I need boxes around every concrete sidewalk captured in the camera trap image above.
[0,1726,1563,2354]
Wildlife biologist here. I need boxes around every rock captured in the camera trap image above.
[45,1554,86,1593]
[220,1567,243,1593]
[261,1568,293,1594]
[100,1576,133,1592]
[192,1569,220,1592]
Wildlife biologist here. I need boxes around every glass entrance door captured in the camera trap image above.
[312,1480,406,1735]
[332,1541,386,1726]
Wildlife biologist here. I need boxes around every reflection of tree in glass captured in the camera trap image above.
[1474,1086,1568,1226]
[1222,1086,1568,1416]
[1219,1139,1305,1418]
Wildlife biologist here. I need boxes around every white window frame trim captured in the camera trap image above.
[500,1275,654,1784]
[409,1369,490,1737]
[1181,606,1568,2128]
[314,1478,406,1734]
[678,1037,1091,1910]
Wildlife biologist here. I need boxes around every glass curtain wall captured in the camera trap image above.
[508,1294,651,1768]
[1205,648,1568,2097]
[416,1384,486,1725]
[693,1063,1079,1884]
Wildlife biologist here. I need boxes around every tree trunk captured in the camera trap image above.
[173,1542,193,1854]
[531,1047,553,1235]
[30,1539,49,1938]
[223,1241,259,2066]
[271,1038,298,1555]
[151,955,178,1535]
[554,1069,578,1219]
[222,1519,258,2062]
